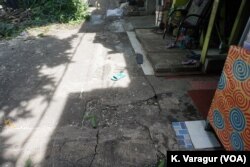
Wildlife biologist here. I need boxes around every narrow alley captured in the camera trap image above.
[0,0,223,166]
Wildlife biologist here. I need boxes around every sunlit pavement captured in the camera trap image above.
[0,1,207,166]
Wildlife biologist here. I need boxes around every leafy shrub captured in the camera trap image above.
[0,0,89,38]
[20,0,89,23]
[0,22,18,38]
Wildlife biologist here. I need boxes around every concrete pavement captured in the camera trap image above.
[0,1,204,166]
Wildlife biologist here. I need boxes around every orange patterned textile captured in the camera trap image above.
[207,46,250,150]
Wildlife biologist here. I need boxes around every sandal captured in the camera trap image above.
[166,43,176,49]
[186,54,200,60]
[182,59,197,65]
[111,72,126,81]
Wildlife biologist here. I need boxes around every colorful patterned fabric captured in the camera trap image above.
[208,46,250,151]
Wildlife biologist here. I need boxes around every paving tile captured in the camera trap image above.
[172,122,194,150]
[176,135,184,140]
[179,130,189,135]
[177,140,185,146]
[172,122,180,127]
[180,122,186,129]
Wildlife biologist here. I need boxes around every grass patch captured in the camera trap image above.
[84,115,97,129]
[158,159,165,167]
[24,158,33,167]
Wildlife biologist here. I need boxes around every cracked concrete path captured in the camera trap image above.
[0,0,204,166]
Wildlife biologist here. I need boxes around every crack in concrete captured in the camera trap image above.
[82,92,168,120]
[143,76,165,116]
[58,140,66,152]
[80,77,169,166]
[136,122,154,145]
[104,95,157,108]
[89,129,99,167]
[136,121,166,164]
[136,121,168,160]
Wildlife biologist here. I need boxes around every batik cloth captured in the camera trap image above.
[208,46,250,150]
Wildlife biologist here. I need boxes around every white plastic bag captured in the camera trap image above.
[106,8,123,17]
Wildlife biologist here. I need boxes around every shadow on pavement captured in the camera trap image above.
[0,0,203,166]
[0,30,82,165]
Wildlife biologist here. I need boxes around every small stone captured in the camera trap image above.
[171,98,180,104]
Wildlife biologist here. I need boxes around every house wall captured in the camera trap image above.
[145,0,156,14]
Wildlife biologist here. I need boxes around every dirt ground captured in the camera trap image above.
[0,0,218,166]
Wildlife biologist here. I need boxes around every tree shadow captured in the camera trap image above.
[0,0,203,166]
[0,31,84,164]
[41,83,202,166]
[40,2,203,167]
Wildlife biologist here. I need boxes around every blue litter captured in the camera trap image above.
[111,72,126,81]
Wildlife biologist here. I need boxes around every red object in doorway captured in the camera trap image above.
[188,89,216,119]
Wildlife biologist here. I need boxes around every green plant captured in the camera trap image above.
[0,0,89,38]
[84,115,97,129]
[24,158,33,167]
[21,0,89,23]
[158,159,165,167]
[0,22,18,38]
